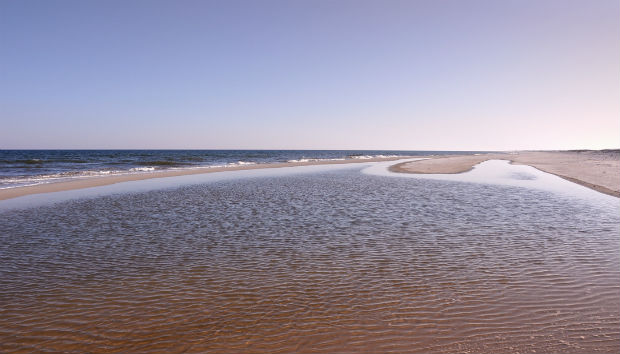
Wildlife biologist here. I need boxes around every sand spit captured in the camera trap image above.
[390,150,620,197]
[0,156,413,201]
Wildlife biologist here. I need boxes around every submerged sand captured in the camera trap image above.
[0,156,412,201]
[3,166,619,353]
[390,150,620,197]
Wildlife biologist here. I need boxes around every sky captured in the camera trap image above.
[1,0,618,150]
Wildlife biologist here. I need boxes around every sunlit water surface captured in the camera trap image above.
[1,162,619,353]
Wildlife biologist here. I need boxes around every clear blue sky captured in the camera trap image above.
[1,0,618,150]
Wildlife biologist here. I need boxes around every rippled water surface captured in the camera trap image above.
[1,167,619,353]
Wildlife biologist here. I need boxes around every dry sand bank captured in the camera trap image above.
[390,150,620,197]
[0,156,412,201]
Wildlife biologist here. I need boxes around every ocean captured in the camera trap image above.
[0,157,618,353]
[0,150,473,189]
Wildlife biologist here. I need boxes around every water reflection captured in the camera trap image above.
[365,159,617,203]
[0,167,618,353]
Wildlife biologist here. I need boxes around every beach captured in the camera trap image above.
[390,150,620,197]
[3,1,617,352]
[0,155,412,201]
[3,150,618,201]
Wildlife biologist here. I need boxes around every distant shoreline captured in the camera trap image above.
[390,150,620,198]
[0,156,412,201]
[2,150,618,201]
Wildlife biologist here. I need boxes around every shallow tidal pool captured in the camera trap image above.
[1,163,619,353]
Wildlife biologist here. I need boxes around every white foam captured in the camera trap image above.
[0,168,160,189]
[287,158,347,163]
[350,154,399,159]
[129,167,156,172]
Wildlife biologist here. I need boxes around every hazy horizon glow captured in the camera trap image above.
[1,0,618,150]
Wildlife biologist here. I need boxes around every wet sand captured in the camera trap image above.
[390,150,620,197]
[0,156,412,201]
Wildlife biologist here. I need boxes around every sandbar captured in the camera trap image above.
[390,150,620,197]
[0,156,413,201]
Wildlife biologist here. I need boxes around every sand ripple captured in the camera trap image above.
[1,170,619,353]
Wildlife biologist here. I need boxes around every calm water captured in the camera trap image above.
[0,150,475,189]
[0,166,619,353]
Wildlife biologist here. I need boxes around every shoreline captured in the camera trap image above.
[390,151,620,198]
[3,150,618,201]
[0,156,413,201]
